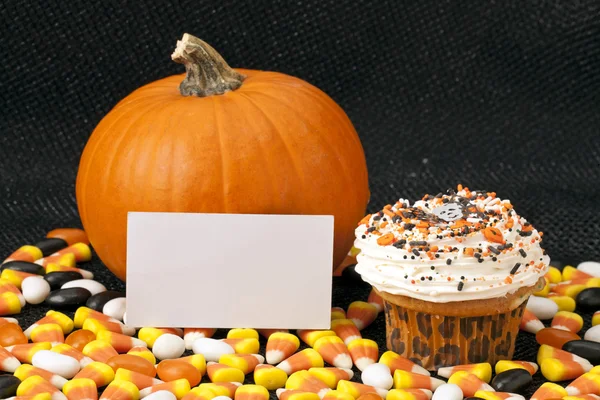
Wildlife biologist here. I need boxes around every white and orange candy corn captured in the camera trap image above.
[330,308,346,321]
[114,368,163,390]
[346,302,378,331]
[16,375,67,400]
[297,330,336,348]
[313,336,353,369]
[74,361,116,388]
[494,360,538,375]
[320,389,355,400]
[3,245,43,264]
[51,344,94,368]
[82,340,119,363]
[308,367,354,389]
[347,339,378,371]
[74,307,120,329]
[221,338,260,354]
[551,311,584,333]
[277,389,321,400]
[219,353,264,375]
[437,363,492,383]
[25,310,74,338]
[184,328,217,350]
[50,243,92,263]
[386,388,432,400]
[393,370,443,391]
[30,323,64,346]
[277,348,324,375]
[330,319,361,345]
[563,266,593,281]
[520,308,544,334]
[14,364,68,389]
[367,289,384,313]
[139,379,191,398]
[62,378,98,400]
[530,382,568,400]
[336,380,388,399]
[541,358,589,382]
[254,364,288,390]
[227,328,259,340]
[0,291,23,315]
[99,380,139,400]
[96,330,147,353]
[5,342,51,364]
[447,371,494,397]
[0,345,21,372]
[266,332,300,365]
[207,362,245,383]
[379,351,429,376]
[537,344,592,370]
[35,252,76,268]
[0,279,26,308]
[234,384,269,400]
[286,370,331,398]
[197,382,241,398]
[566,372,600,395]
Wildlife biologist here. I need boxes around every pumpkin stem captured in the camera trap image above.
[171,33,246,97]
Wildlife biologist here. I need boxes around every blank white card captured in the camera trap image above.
[126,212,334,329]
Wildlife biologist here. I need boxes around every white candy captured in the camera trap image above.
[526,295,559,320]
[142,390,177,400]
[584,324,600,342]
[432,384,463,400]
[32,350,81,378]
[103,297,126,321]
[21,276,51,305]
[578,261,600,277]
[361,363,393,389]
[152,333,185,360]
[61,279,107,296]
[192,338,235,362]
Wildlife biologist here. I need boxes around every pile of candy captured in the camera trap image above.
[2,228,600,399]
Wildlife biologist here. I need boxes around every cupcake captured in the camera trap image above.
[354,186,549,370]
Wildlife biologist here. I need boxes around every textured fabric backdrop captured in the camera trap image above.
[1,0,600,397]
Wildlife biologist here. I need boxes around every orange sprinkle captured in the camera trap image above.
[505,276,513,284]
[483,227,505,244]
[457,184,463,191]
[384,205,392,210]
[464,248,474,257]
[379,222,388,229]
[505,220,514,229]
[377,233,395,246]
[383,209,395,218]
[430,246,439,252]
[358,215,371,226]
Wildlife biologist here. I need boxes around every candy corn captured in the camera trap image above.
[347,339,378,371]
[266,332,300,364]
[437,363,492,383]
[99,380,139,400]
[308,367,354,389]
[297,330,337,347]
[14,364,68,389]
[367,289,384,313]
[8,393,54,400]
[16,375,67,400]
[74,361,116,387]
[0,291,22,315]
[331,308,346,321]
[234,384,269,400]
[206,362,245,383]
[82,318,135,337]
[313,336,353,369]
[564,266,593,281]
[221,338,260,354]
[379,351,429,376]
[286,370,331,397]
[277,389,321,400]
[45,263,94,279]
[473,391,524,400]
[0,279,26,308]
[181,387,218,400]
[0,345,21,372]
[386,389,432,400]
[336,380,388,399]
[74,307,119,329]
[330,319,361,345]
[82,340,119,363]
[219,353,264,374]
[547,295,577,312]
[533,277,551,297]
[566,372,600,395]
[197,382,241,398]
[30,323,64,346]
[530,382,568,400]
[179,354,207,375]
[114,368,163,390]
[447,371,493,397]
[545,266,563,284]
[347,302,378,331]
[494,360,538,375]
[127,346,156,365]
[3,245,43,264]
[541,358,589,381]
[5,342,51,363]
[25,311,74,338]
[36,253,77,268]
[563,395,600,400]
[137,327,182,348]
[393,370,443,391]
[51,344,94,368]
[551,282,586,298]
[62,378,98,400]
[257,329,288,339]
[138,378,190,399]
[321,389,355,400]
[537,344,592,370]
[520,308,544,334]
[277,348,324,375]
[227,328,259,340]
[551,311,584,333]
[96,330,147,353]
[50,243,92,263]
[254,364,288,390]
[184,328,217,350]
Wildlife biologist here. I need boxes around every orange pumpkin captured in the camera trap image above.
[76,34,370,281]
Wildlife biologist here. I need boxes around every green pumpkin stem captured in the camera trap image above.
[171,33,246,97]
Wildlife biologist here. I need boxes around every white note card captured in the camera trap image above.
[126,212,334,329]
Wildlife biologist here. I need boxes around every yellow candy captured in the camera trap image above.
[254,364,288,390]
[137,327,168,348]
[219,353,263,374]
[548,295,576,312]
[308,368,354,389]
[127,346,156,365]
[545,266,563,284]
[227,328,259,340]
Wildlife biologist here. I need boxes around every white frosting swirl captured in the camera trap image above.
[354,187,550,303]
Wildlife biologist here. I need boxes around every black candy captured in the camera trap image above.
[45,287,92,308]
[0,375,21,398]
[34,237,68,256]
[86,290,126,311]
[491,368,532,394]
[576,287,600,310]
[563,340,600,365]
[44,271,84,290]
[0,261,45,275]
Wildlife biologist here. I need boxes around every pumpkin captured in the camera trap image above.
[76,34,370,281]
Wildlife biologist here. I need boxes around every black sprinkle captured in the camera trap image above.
[511,263,521,274]
[430,266,435,270]
[411,256,415,260]
[488,246,501,255]
[435,254,440,258]
[519,249,527,258]
[446,259,452,265]
[460,276,465,280]
[361,235,366,239]
[412,249,420,257]
[393,239,407,249]
[497,244,505,251]
[372,215,381,221]
[457,282,464,291]
[420,277,425,281]
[403,255,407,259]
[521,231,533,237]
[435,193,443,198]
[492,257,498,262]
[478,258,484,263]
[366,227,376,233]
[404,223,415,230]
[409,241,428,246]
[474,253,482,259]
[404,274,408,279]
[428,276,433,281]
[392,215,401,223]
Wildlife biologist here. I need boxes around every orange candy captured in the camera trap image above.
[107,354,156,377]
[47,228,90,245]
[536,327,581,348]
[66,329,96,351]
[0,321,27,346]
[157,359,202,386]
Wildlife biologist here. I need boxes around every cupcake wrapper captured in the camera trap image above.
[383,299,527,370]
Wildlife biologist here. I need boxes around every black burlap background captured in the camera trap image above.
[1,0,600,397]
